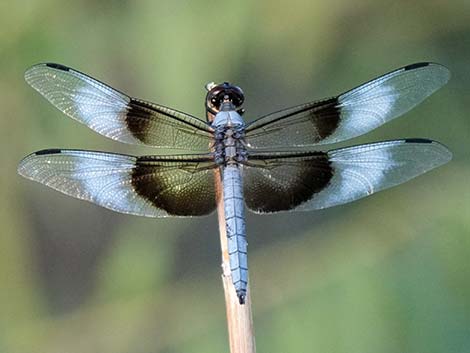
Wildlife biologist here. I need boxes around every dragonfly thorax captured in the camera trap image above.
[211,110,245,127]
[213,123,247,166]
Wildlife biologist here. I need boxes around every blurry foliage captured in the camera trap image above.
[1,0,469,352]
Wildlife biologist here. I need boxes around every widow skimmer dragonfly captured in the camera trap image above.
[18,62,452,304]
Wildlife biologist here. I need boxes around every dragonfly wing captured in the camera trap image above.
[243,139,451,213]
[25,63,213,151]
[18,149,217,217]
[245,63,450,149]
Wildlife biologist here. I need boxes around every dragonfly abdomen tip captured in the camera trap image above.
[237,290,246,305]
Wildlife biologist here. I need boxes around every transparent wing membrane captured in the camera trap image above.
[25,63,213,151]
[243,139,451,213]
[245,63,450,149]
[18,149,217,217]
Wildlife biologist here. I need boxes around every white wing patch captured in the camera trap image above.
[73,83,131,142]
[322,144,394,205]
[338,84,398,137]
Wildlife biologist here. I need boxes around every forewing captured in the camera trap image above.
[243,139,451,213]
[25,63,213,151]
[245,63,450,149]
[18,149,217,217]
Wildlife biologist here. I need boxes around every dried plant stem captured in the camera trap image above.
[214,169,256,353]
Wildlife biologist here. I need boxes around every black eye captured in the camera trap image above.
[206,83,245,112]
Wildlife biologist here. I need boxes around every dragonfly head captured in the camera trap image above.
[205,82,245,117]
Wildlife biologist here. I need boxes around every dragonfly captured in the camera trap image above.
[18,62,452,304]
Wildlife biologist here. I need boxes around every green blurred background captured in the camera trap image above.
[1,0,470,352]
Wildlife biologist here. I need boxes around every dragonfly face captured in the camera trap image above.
[18,62,452,304]
[205,81,245,116]
[206,82,245,114]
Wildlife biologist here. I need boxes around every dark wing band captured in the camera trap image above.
[25,63,214,151]
[18,149,217,217]
[245,63,450,149]
[242,139,451,213]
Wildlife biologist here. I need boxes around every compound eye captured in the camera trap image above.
[233,96,241,106]
[230,92,244,108]
[213,95,222,106]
